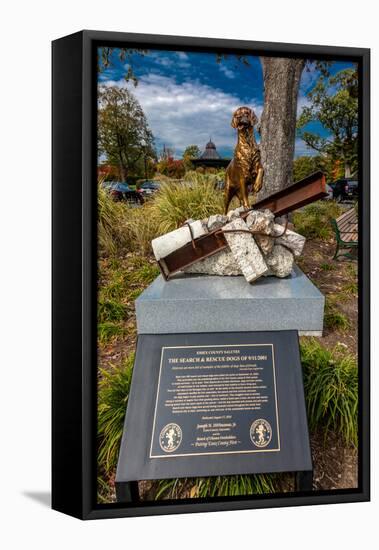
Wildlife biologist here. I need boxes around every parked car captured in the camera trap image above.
[330,178,358,202]
[109,182,144,204]
[138,181,160,198]
[214,179,225,190]
[101,180,116,190]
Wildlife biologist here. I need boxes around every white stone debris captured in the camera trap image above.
[245,209,275,235]
[152,220,207,261]
[264,244,294,278]
[223,218,269,282]
[184,249,242,276]
[152,208,306,284]
[207,214,228,231]
[273,223,306,257]
[227,205,249,221]
[254,234,275,255]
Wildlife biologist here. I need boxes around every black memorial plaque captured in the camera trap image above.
[150,344,280,458]
[116,331,312,486]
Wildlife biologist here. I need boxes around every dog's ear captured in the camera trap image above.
[249,109,258,126]
[231,111,239,128]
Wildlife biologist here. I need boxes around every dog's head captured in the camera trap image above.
[231,106,258,130]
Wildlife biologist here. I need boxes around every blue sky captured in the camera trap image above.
[98,48,354,159]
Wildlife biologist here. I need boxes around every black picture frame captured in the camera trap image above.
[52,30,370,520]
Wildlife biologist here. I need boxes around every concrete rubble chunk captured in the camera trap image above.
[255,234,275,255]
[245,209,275,235]
[201,218,209,232]
[265,244,294,278]
[207,214,228,231]
[223,218,269,283]
[184,249,242,276]
[227,205,249,221]
[273,224,306,257]
[152,220,207,261]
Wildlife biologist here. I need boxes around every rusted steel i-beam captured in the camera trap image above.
[252,171,327,216]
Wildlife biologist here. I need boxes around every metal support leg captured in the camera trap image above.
[295,470,313,492]
[115,481,140,503]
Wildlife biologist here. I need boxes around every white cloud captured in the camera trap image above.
[151,55,174,67]
[147,51,190,69]
[300,64,319,93]
[297,95,311,116]
[219,64,236,79]
[101,74,262,156]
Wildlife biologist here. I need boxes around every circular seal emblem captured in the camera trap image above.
[159,423,182,453]
[250,419,272,448]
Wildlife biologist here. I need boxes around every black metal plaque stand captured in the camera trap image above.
[115,330,313,502]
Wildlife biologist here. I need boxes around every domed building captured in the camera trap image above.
[192,139,230,170]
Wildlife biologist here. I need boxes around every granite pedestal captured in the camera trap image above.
[136,265,324,336]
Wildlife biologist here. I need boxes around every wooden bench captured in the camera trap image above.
[331,207,358,260]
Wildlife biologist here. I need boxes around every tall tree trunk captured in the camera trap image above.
[118,161,127,181]
[258,57,305,199]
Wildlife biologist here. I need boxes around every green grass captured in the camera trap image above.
[342,280,358,295]
[324,310,350,331]
[293,200,343,240]
[98,182,130,257]
[97,257,159,346]
[98,175,237,257]
[155,473,278,500]
[150,178,224,234]
[98,321,126,346]
[346,264,358,279]
[320,262,336,271]
[324,298,350,331]
[97,354,134,475]
[98,299,126,323]
[300,339,358,447]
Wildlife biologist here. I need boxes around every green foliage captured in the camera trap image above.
[123,203,161,256]
[293,200,343,240]
[151,178,224,233]
[182,145,201,170]
[155,473,277,500]
[320,262,335,272]
[98,182,130,256]
[98,321,125,346]
[297,68,358,177]
[346,263,358,279]
[156,158,186,179]
[98,47,148,85]
[293,155,327,183]
[300,339,358,446]
[97,354,134,474]
[97,475,115,504]
[98,299,126,324]
[342,280,358,296]
[292,155,341,183]
[99,173,229,257]
[98,85,155,180]
[183,145,201,159]
[97,256,159,346]
[324,309,350,331]
[324,296,350,331]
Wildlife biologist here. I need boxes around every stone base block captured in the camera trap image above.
[135,266,324,335]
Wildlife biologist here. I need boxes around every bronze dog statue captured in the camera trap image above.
[224,106,264,214]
